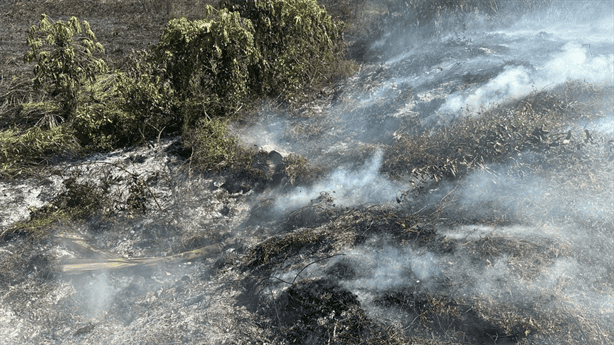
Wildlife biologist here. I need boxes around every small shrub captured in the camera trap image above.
[24,14,108,119]
[69,74,133,150]
[156,6,259,121]
[113,73,178,140]
[183,117,251,172]
[115,50,179,138]
[222,0,348,102]
[68,49,180,150]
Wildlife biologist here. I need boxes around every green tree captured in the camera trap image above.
[221,0,346,101]
[24,14,107,120]
[156,5,259,122]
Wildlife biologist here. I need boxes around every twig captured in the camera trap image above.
[439,184,458,204]
[270,288,282,327]
[292,253,346,285]
[411,204,429,216]
[269,276,293,285]
[188,148,194,180]
[268,253,347,286]
[404,311,427,331]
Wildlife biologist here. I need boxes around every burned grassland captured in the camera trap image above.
[1,0,614,344]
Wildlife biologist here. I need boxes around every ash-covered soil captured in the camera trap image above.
[1,0,614,344]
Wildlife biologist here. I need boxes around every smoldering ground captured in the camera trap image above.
[241,0,614,343]
[1,0,613,344]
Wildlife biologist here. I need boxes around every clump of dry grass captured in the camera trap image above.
[384,81,606,184]
[0,74,40,129]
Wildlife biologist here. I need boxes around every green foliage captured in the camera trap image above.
[114,50,179,138]
[156,6,259,120]
[18,101,61,128]
[156,0,350,119]
[69,74,132,150]
[0,125,79,176]
[8,2,351,177]
[222,0,347,101]
[24,14,108,119]
[42,49,178,151]
[0,75,47,130]
[183,117,251,172]
[67,49,179,150]
[113,73,178,139]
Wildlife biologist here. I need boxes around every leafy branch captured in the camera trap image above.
[24,14,108,119]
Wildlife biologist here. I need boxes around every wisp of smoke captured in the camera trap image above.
[234,108,292,154]
[274,150,404,213]
[333,243,442,292]
[439,42,614,115]
[84,272,117,317]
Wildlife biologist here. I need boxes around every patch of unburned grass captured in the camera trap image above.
[0,74,40,128]
[0,126,80,178]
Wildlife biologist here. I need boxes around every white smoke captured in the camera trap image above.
[83,272,118,317]
[591,116,614,133]
[274,150,405,213]
[543,42,613,85]
[439,65,535,114]
[233,106,293,154]
[439,42,614,115]
[430,0,614,117]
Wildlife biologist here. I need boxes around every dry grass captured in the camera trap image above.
[384,81,611,184]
